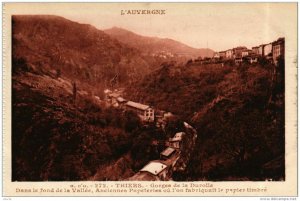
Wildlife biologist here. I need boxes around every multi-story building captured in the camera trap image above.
[217,37,284,65]
[233,46,247,58]
[226,49,233,59]
[272,37,285,64]
[252,46,259,55]
[264,43,272,56]
[258,44,265,56]
[169,132,185,149]
[125,101,155,122]
[242,49,251,58]
[219,51,226,59]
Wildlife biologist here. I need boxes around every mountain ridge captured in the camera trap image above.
[104,26,214,58]
[12,15,156,94]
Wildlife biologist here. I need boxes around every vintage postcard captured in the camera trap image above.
[2,2,298,197]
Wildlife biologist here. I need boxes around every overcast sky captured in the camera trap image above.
[8,3,297,51]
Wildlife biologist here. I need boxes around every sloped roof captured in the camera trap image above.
[109,92,121,98]
[117,97,127,103]
[127,172,160,181]
[161,147,175,157]
[170,132,185,142]
[126,101,149,111]
[140,161,167,175]
[184,122,192,129]
[104,89,112,94]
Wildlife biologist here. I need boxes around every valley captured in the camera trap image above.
[12,15,285,181]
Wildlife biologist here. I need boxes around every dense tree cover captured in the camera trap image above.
[126,60,285,180]
[126,63,231,119]
[12,72,164,181]
[12,15,160,98]
[11,15,285,182]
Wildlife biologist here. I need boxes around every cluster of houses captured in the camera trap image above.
[104,89,173,127]
[104,89,198,181]
[128,131,187,181]
[104,89,155,122]
[211,37,285,65]
[128,121,198,181]
[151,50,175,59]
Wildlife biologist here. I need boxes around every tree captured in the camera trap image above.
[56,68,61,78]
[122,110,141,132]
[268,55,284,104]
[12,57,29,74]
[130,131,153,170]
[72,81,77,103]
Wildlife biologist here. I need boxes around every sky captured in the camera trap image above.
[6,3,297,51]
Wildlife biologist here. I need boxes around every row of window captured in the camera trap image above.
[145,112,153,117]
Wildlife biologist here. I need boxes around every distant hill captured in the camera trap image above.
[12,15,153,94]
[12,15,175,181]
[104,27,214,59]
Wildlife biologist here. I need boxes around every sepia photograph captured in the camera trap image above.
[3,2,298,197]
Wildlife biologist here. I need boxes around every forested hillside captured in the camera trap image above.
[126,59,285,180]
[12,15,155,95]
[11,14,285,181]
[104,27,214,58]
[12,72,167,181]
